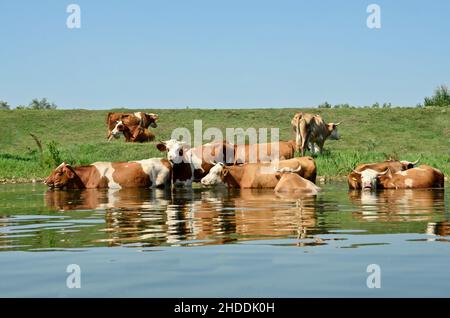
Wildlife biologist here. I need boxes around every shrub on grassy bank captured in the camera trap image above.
[424,84,450,107]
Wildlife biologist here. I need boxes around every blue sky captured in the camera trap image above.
[1,0,449,109]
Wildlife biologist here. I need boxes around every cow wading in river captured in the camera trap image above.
[44,159,171,189]
[352,164,444,190]
[200,156,317,188]
[348,159,420,190]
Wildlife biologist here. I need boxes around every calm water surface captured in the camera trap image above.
[0,182,449,297]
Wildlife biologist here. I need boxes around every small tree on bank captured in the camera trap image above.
[424,84,450,107]
[0,101,10,110]
[16,98,58,110]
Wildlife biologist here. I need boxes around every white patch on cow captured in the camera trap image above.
[92,162,121,189]
[405,178,414,188]
[201,163,224,186]
[162,139,189,164]
[133,158,171,187]
[134,112,142,120]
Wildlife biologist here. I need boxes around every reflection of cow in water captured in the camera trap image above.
[349,189,446,223]
[427,221,450,237]
[44,187,323,247]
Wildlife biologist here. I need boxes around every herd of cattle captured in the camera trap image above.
[44,111,445,194]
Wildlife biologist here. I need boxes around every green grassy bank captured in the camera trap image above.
[0,107,449,182]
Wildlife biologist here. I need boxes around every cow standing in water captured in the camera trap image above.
[291,112,341,156]
[44,159,172,189]
[156,139,236,187]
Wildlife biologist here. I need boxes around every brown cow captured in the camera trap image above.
[107,111,158,140]
[375,164,444,189]
[233,140,297,164]
[44,159,172,189]
[348,159,419,189]
[274,167,321,195]
[291,112,340,156]
[200,156,317,188]
[110,120,155,142]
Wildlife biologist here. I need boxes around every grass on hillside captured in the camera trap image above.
[0,107,449,181]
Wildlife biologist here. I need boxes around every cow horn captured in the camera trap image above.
[352,169,362,175]
[334,122,342,126]
[377,169,390,176]
[276,166,302,173]
[412,159,420,165]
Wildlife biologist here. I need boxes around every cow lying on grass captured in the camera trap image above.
[350,164,444,190]
[107,112,158,140]
[44,159,171,189]
[200,156,317,188]
[110,120,155,142]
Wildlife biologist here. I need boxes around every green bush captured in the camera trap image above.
[424,84,450,107]
[16,98,58,110]
[318,101,332,108]
[0,101,10,110]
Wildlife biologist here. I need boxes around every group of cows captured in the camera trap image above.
[44,111,445,194]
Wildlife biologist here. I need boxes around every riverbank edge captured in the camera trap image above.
[1,176,449,185]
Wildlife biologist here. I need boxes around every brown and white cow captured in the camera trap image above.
[274,167,321,195]
[374,164,444,189]
[348,159,420,189]
[200,156,317,188]
[110,120,155,142]
[44,159,171,189]
[291,112,340,156]
[107,112,158,140]
[156,139,236,186]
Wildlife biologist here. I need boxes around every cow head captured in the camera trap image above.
[44,162,78,189]
[327,122,341,140]
[109,120,129,140]
[353,168,389,190]
[400,159,419,170]
[156,139,189,164]
[145,113,159,128]
[201,162,225,186]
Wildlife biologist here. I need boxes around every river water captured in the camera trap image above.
[0,182,448,297]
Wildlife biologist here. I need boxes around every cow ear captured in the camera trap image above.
[156,143,167,152]
[63,166,75,179]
